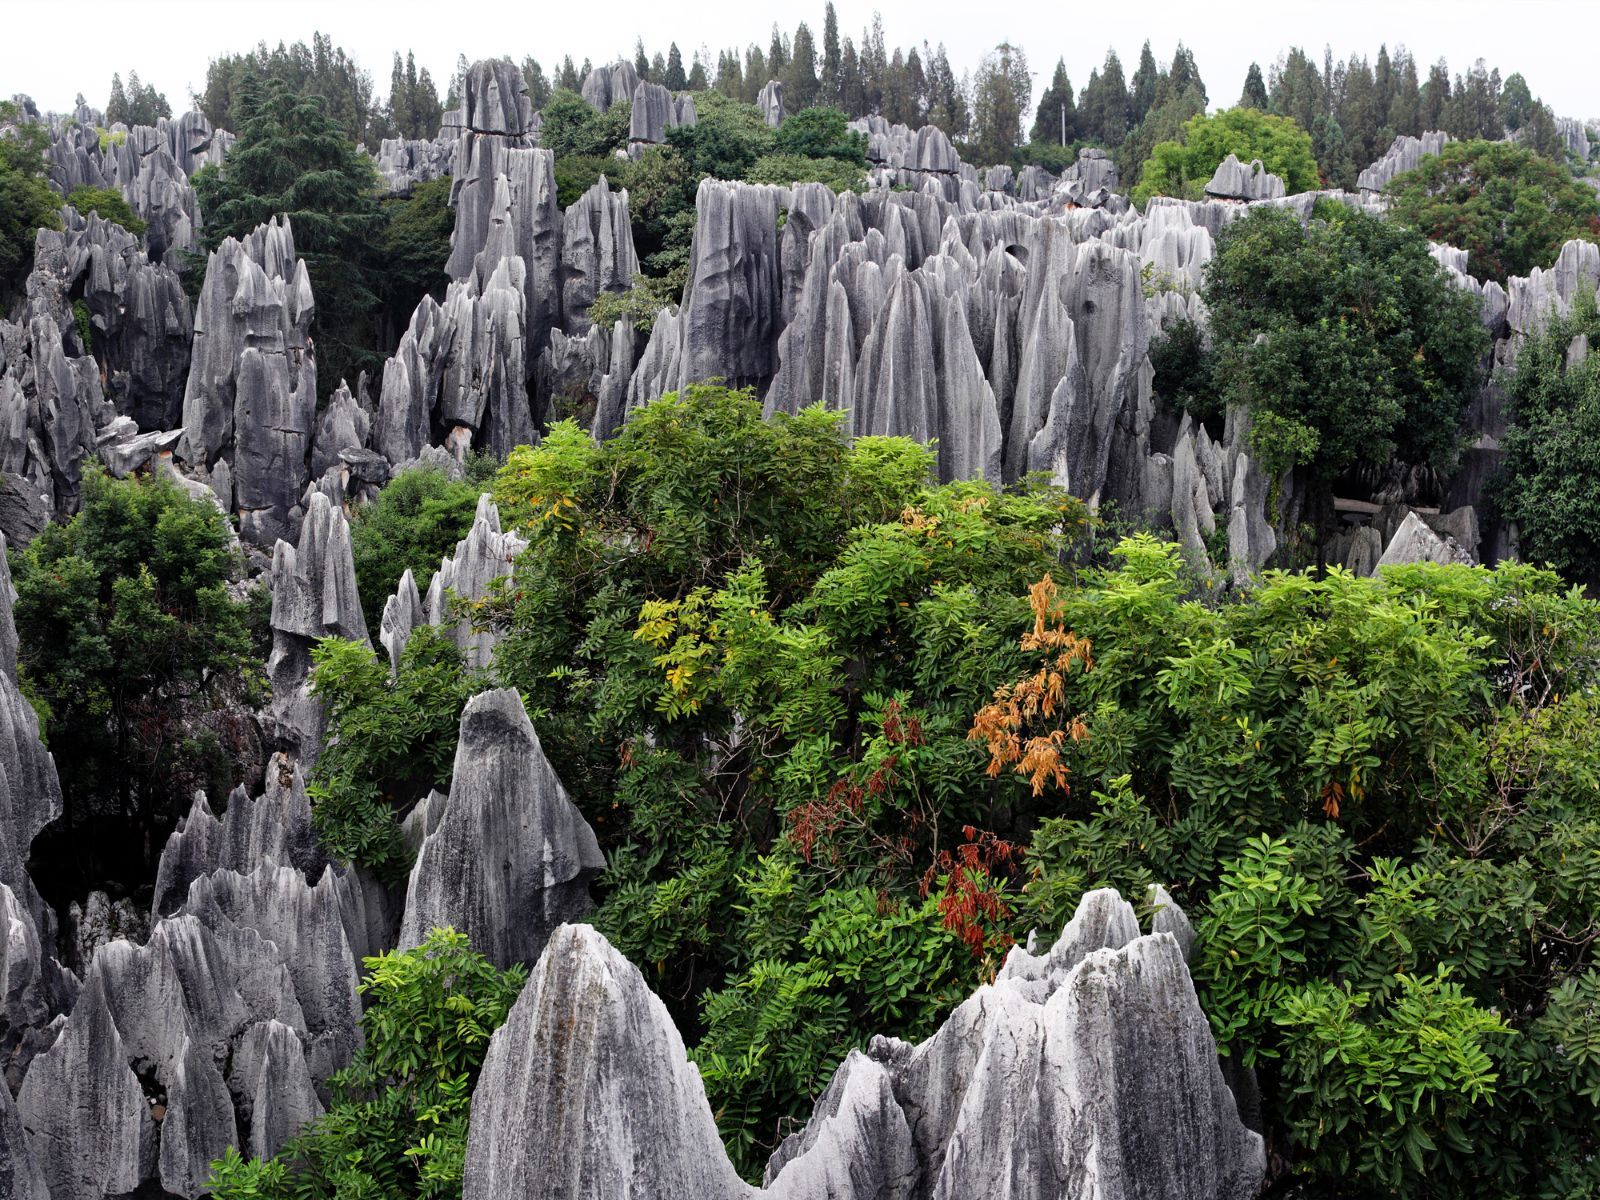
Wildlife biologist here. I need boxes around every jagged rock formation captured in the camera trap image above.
[28,208,193,431]
[399,688,603,968]
[758,79,785,128]
[851,116,962,196]
[462,888,1263,1199]
[560,176,638,335]
[1554,117,1591,164]
[177,216,316,547]
[373,134,456,196]
[264,491,368,765]
[0,238,115,516]
[580,61,641,113]
[628,81,697,146]
[408,492,525,670]
[1205,154,1286,201]
[42,110,227,265]
[1375,509,1476,567]
[1357,131,1450,199]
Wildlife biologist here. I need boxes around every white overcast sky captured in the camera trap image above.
[3,0,1595,122]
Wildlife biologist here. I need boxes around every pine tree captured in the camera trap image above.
[1240,62,1269,109]
[1030,59,1077,146]
[972,41,1029,164]
[788,23,820,110]
[1499,72,1534,132]
[194,78,382,398]
[106,73,129,125]
[904,47,927,127]
[1312,111,1356,188]
[1131,43,1159,126]
[743,46,767,103]
[821,3,842,108]
[523,59,549,110]
[687,54,709,92]
[1420,59,1450,131]
[717,51,744,99]
[768,25,789,77]
[1269,48,1323,133]
[665,44,688,91]
[1390,51,1421,135]
[1170,44,1206,108]
[839,38,863,116]
[1337,55,1380,167]
[635,39,651,83]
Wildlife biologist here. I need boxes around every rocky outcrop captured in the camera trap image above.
[757,79,785,128]
[264,492,368,765]
[580,61,641,113]
[463,888,1263,1199]
[1375,509,1475,568]
[1357,130,1450,199]
[1554,117,1591,164]
[560,176,639,335]
[374,134,456,196]
[399,688,603,968]
[177,216,316,546]
[1205,154,1286,201]
[629,81,696,146]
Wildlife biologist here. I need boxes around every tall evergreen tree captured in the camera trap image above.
[971,41,1029,164]
[1499,71,1534,132]
[1337,55,1381,166]
[904,46,927,126]
[194,77,382,397]
[1373,44,1396,133]
[1390,51,1421,135]
[1312,111,1356,188]
[1169,43,1206,107]
[768,25,789,77]
[716,50,744,99]
[106,73,129,125]
[687,54,709,92]
[1031,58,1077,146]
[1420,59,1450,130]
[665,43,688,91]
[839,38,863,116]
[788,23,821,110]
[556,55,579,93]
[1240,62,1269,109]
[523,58,550,110]
[1131,42,1159,126]
[821,3,842,107]
[635,39,652,83]
[1269,47,1323,133]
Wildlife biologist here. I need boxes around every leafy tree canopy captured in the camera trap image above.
[193,78,383,398]
[65,185,146,236]
[1491,290,1600,588]
[0,100,61,308]
[208,928,525,1197]
[1134,106,1320,204]
[12,468,261,889]
[1192,203,1486,483]
[1385,138,1600,284]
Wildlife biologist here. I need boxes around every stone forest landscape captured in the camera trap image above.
[1,2,1599,1196]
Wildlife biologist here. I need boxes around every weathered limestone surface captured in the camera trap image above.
[757,79,785,127]
[1357,130,1450,198]
[1204,154,1286,201]
[177,217,316,546]
[265,492,368,765]
[462,889,1263,1200]
[580,61,641,113]
[399,688,603,968]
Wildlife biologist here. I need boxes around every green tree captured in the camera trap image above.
[770,106,865,164]
[66,185,147,236]
[386,51,442,139]
[1197,203,1487,490]
[665,91,774,180]
[1498,71,1535,132]
[1384,139,1600,283]
[1133,106,1320,204]
[1030,59,1077,147]
[994,540,1600,1197]
[307,627,484,880]
[1239,62,1269,109]
[375,175,454,351]
[1491,291,1600,587]
[348,461,486,631]
[0,100,61,309]
[539,89,631,159]
[970,42,1030,165]
[194,77,384,397]
[208,928,526,1198]
[12,468,261,884]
